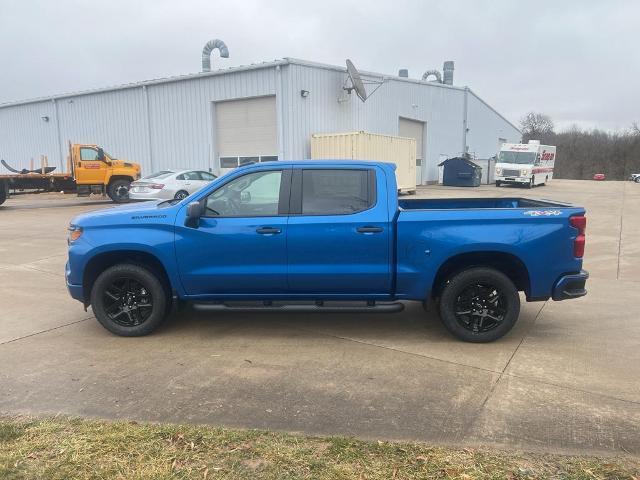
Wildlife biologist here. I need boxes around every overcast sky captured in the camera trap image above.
[1,0,637,131]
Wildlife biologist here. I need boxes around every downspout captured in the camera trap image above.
[142,85,154,172]
[275,65,285,160]
[52,99,64,171]
[462,87,469,156]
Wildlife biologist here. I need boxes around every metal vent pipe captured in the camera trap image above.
[443,61,454,85]
[202,39,229,72]
[422,70,442,83]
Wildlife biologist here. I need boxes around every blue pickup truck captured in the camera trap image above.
[66,160,588,342]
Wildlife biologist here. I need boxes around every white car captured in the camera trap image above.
[129,169,217,201]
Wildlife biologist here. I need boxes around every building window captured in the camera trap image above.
[239,156,259,166]
[220,157,239,168]
[260,155,278,162]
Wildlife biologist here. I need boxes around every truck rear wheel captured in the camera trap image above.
[0,181,7,206]
[90,264,168,337]
[108,179,131,203]
[438,267,520,343]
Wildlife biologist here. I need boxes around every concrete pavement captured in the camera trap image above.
[0,181,638,456]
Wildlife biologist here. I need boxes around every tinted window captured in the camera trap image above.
[143,170,174,179]
[198,171,217,181]
[178,171,200,181]
[204,170,282,217]
[80,148,99,161]
[301,169,373,215]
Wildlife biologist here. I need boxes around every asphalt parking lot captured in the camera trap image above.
[1,179,639,456]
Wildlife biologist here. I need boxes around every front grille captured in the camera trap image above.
[503,169,521,177]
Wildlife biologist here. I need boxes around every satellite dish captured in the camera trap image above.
[345,59,368,102]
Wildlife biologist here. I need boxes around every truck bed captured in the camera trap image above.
[398,197,571,210]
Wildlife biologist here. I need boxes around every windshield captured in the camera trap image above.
[498,151,537,165]
[142,170,175,180]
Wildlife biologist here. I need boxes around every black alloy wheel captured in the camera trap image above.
[102,277,153,327]
[174,190,189,200]
[91,263,168,336]
[437,267,520,342]
[453,282,506,333]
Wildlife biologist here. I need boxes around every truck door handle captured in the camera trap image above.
[256,226,281,235]
[357,226,383,234]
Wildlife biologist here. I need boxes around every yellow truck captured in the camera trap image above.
[0,143,141,205]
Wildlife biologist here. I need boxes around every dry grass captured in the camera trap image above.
[0,416,638,479]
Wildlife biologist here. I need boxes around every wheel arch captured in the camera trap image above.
[431,251,530,299]
[82,250,173,305]
[107,175,134,185]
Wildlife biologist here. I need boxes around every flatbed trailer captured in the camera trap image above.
[0,143,142,206]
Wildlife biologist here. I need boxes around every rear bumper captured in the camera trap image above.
[552,270,589,301]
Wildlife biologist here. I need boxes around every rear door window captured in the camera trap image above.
[301,169,374,215]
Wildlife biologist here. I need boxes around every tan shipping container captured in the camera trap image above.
[310,132,417,193]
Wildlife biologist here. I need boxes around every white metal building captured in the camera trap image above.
[0,58,520,184]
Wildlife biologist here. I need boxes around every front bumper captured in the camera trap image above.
[496,176,530,184]
[552,270,589,301]
[65,261,84,302]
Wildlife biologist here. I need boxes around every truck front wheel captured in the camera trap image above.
[438,267,520,343]
[108,179,131,203]
[90,264,168,337]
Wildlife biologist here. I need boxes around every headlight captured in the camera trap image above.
[495,168,503,175]
[521,169,530,176]
[68,225,83,244]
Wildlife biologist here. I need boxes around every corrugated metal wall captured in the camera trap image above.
[0,66,277,174]
[0,59,520,184]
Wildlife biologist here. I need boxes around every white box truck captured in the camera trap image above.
[495,140,556,188]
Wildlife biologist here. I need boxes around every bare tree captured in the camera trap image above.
[520,112,555,142]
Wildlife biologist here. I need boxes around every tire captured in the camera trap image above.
[90,263,168,337]
[527,177,534,189]
[495,181,501,187]
[438,267,520,343]
[635,177,640,183]
[0,181,7,206]
[174,190,189,200]
[107,179,131,203]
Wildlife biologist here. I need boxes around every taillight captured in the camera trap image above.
[150,183,165,189]
[570,215,586,258]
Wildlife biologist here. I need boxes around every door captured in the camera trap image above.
[175,168,290,296]
[286,167,391,295]
[215,96,278,175]
[399,117,425,185]
[77,146,108,184]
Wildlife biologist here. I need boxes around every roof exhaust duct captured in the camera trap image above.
[422,70,442,83]
[443,61,454,85]
[202,39,229,72]
[398,69,409,78]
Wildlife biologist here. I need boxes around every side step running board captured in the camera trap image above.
[192,301,404,314]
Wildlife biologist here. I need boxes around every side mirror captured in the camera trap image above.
[96,148,105,161]
[240,191,251,203]
[185,201,203,228]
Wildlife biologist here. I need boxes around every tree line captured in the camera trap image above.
[519,112,640,180]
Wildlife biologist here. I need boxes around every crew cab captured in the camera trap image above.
[66,161,588,342]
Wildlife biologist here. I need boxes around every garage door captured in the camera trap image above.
[399,118,424,184]
[216,96,278,171]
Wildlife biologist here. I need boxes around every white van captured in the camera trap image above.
[495,140,556,188]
